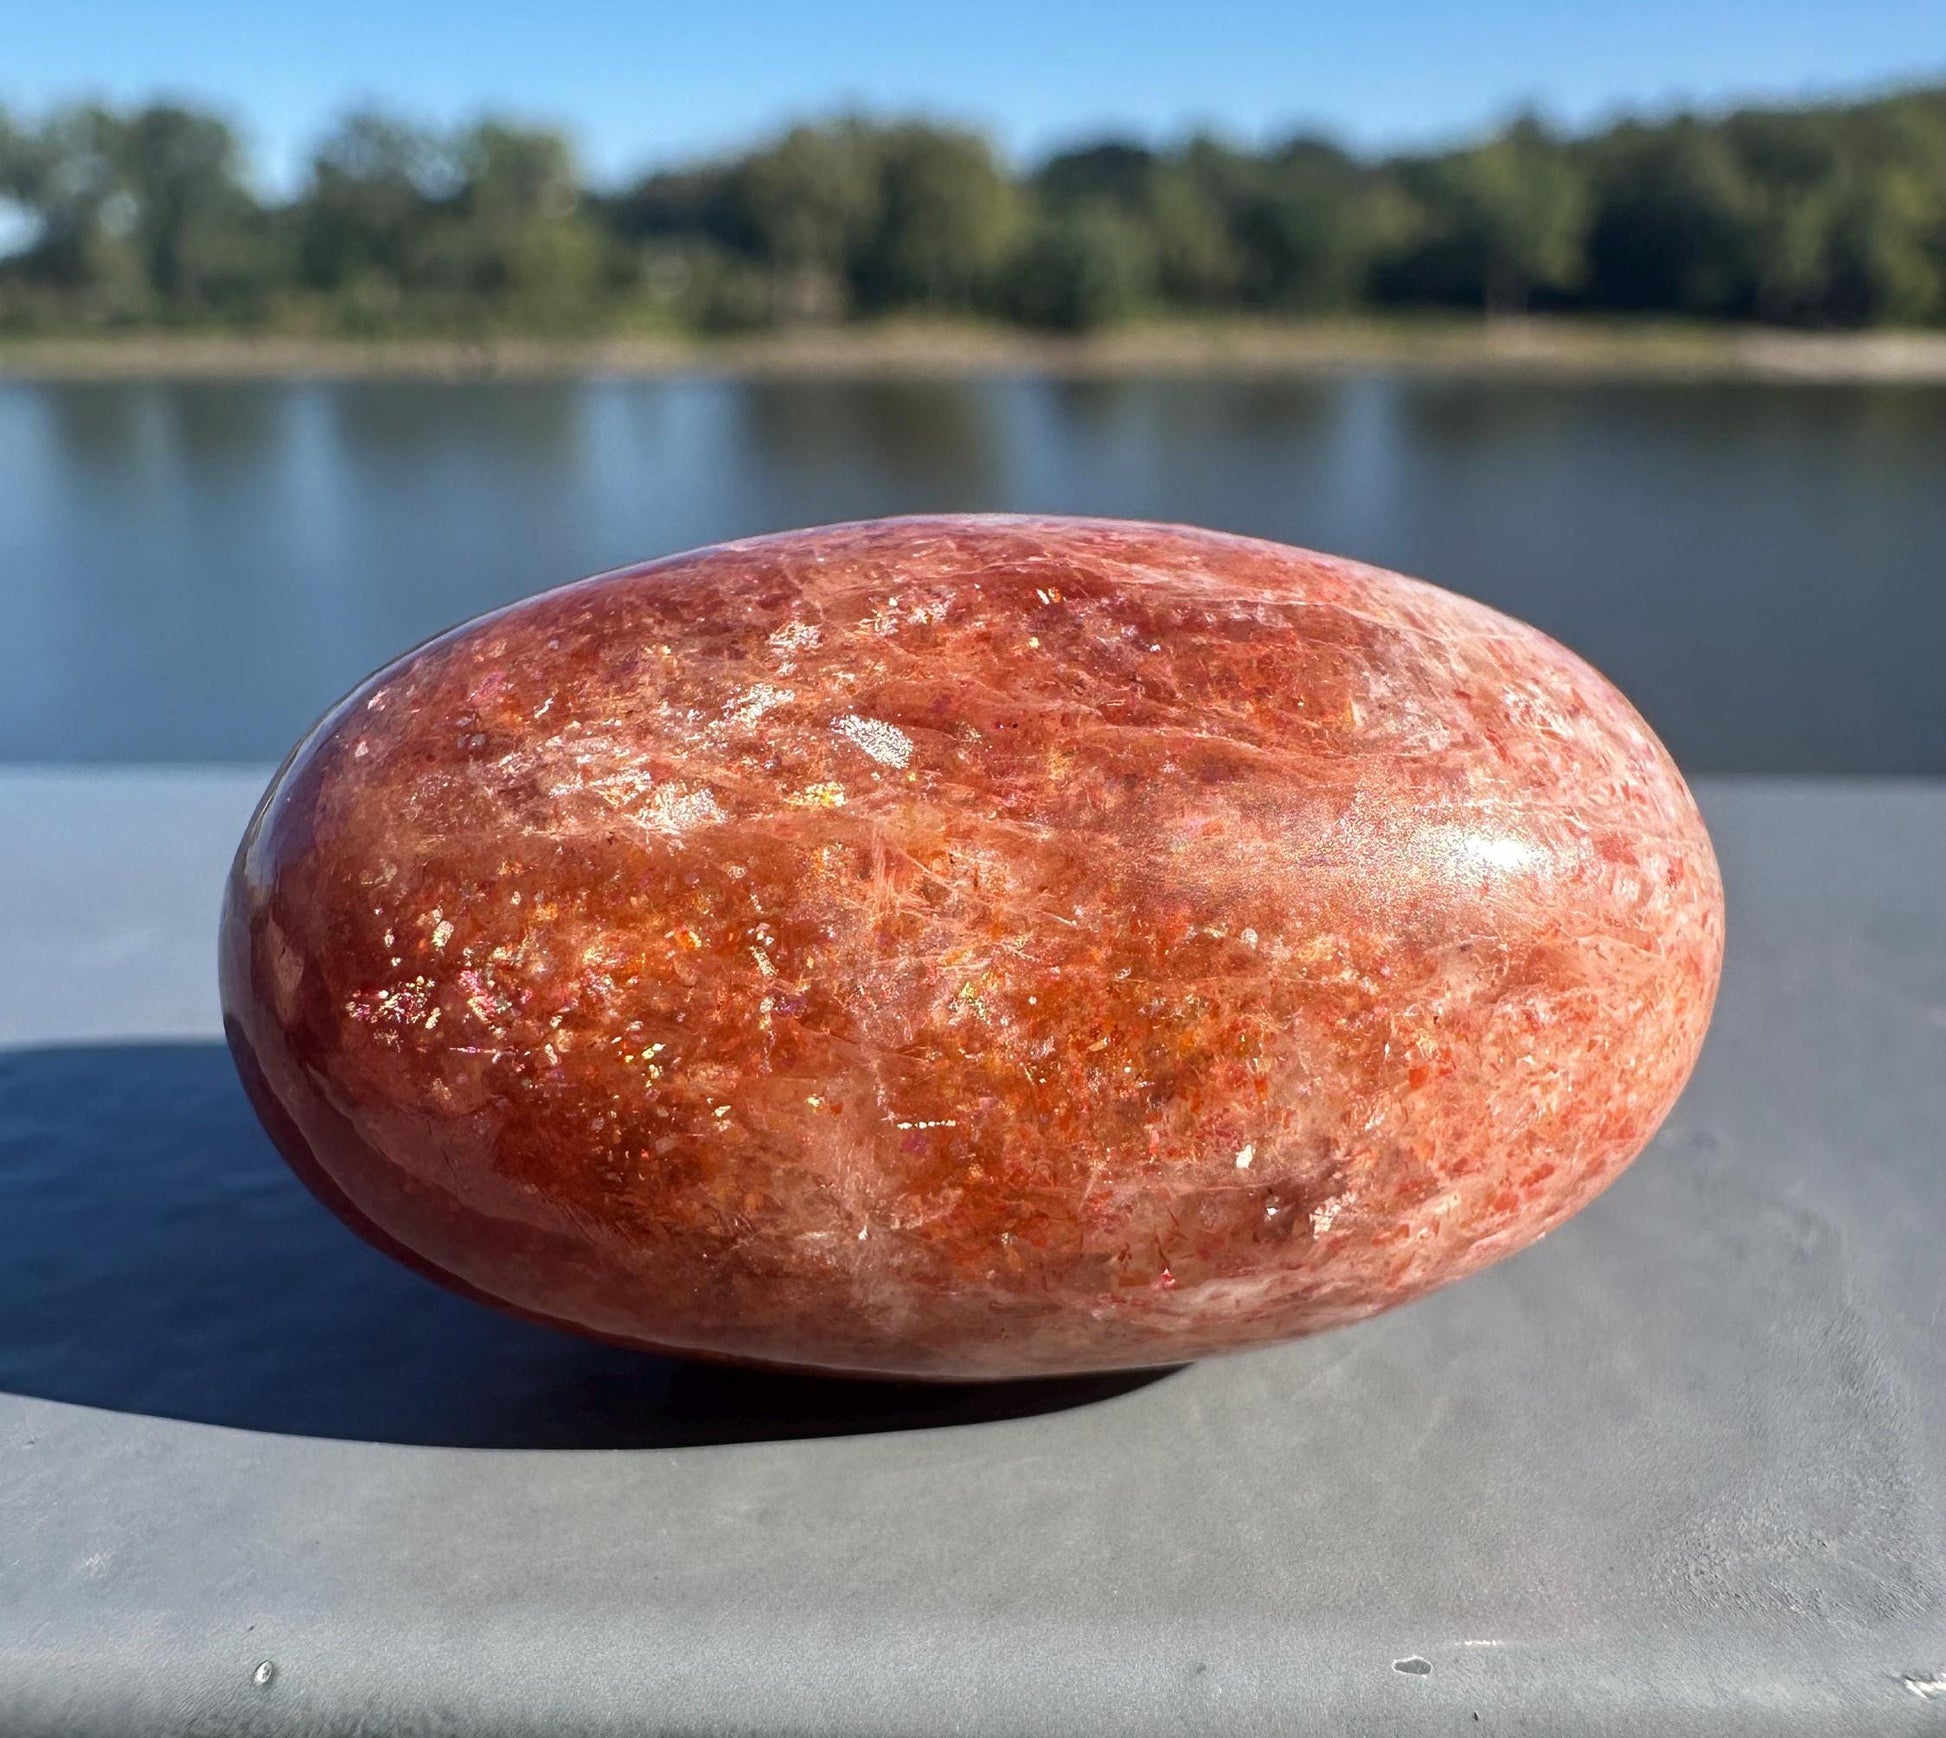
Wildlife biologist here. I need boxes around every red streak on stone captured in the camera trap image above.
[221,516,1724,1379]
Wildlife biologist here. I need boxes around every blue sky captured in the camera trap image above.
[5,0,1943,190]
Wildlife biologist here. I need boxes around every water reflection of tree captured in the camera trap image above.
[736,380,1003,516]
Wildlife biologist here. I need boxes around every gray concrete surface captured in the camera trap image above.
[1,770,1943,1735]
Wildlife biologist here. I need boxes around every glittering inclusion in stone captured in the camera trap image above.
[222,516,1724,1379]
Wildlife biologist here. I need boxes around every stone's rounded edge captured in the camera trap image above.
[219,514,1728,1381]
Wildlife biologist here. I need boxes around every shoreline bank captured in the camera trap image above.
[5,319,1946,383]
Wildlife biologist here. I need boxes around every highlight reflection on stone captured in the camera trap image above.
[222,516,1724,1378]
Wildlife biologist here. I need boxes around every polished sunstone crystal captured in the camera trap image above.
[222,516,1724,1379]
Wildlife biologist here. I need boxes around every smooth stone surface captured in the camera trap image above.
[221,516,1723,1378]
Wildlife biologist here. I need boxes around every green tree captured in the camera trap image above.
[1150,147,1248,306]
[3,105,144,306]
[444,119,602,315]
[119,104,261,305]
[8,83,1946,335]
[300,109,451,302]
[734,120,882,318]
[854,124,1020,311]
[1007,199,1156,329]
[1585,121,1757,316]
[1728,95,1946,324]
[0,105,38,208]
[1233,137,1388,311]
[1036,141,1157,211]
[1386,118,1590,312]
[1822,168,1945,323]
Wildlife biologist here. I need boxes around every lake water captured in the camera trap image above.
[3,373,1943,770]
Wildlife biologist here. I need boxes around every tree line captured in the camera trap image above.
[2,84,1944,335]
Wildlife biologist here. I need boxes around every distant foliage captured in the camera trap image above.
[3,87,1945,333]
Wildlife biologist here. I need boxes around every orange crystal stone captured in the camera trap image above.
[221,516,1724,1378]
